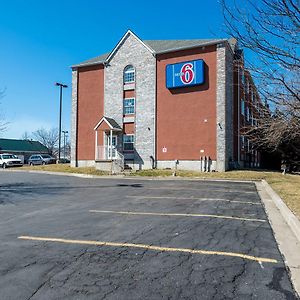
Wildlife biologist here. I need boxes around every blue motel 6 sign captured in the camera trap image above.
[166,59,205,89]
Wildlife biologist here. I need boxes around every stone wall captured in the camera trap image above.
[216,42,234,171]
[104,33,156,168]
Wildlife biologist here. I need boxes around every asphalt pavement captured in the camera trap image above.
[0,171,297,299]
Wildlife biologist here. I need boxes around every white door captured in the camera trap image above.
[107,135,117,159]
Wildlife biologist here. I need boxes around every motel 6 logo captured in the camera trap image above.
[180,63,195,84]
[166,59,204,89]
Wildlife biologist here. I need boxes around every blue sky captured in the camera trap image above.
[0,0,225,139]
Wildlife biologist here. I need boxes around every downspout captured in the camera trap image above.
[110,129,113,159]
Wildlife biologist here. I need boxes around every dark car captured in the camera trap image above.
[28,154,56,166]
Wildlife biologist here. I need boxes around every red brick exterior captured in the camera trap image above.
[156,45,217,160]
[77,65,104,160]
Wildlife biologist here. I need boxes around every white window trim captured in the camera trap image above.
[123,97,135,115]
[123,134,135,152]
[124,65,135,84]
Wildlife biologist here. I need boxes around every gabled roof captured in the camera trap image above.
[94,116,122,131]
[105,30,155,63]
[0,138,49,153]
[72,30,234,68]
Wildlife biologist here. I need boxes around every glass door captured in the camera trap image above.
[107,135,117,159]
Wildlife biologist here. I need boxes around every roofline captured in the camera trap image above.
[72,60,105,69]
[94,116,122,131]
[72,38,234,69]
[105,30,155,63]
[154,39,228,55]
[0,150,49,153]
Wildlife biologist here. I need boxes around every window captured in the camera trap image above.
[241,135,245,150]
[123,98,135,115]
[241,99,245,115]
[124,65,135,84]
[123,135,134,151]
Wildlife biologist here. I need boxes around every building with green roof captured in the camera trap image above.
[0,138,49,163]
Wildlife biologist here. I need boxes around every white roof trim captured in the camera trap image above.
[94,116,122,131]
[94,117,113,131]
[105,30,155,63]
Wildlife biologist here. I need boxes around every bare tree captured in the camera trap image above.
[221,0,300,170]
[21,131,31,140]
[32,128,59,156]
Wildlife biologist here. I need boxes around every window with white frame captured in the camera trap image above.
[123,65,135,84]
[123,135,134,151]
[123,98,135,115]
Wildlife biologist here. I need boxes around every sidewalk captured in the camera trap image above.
[256,181,300,297]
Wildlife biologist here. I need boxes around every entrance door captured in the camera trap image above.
[107,135,117,159]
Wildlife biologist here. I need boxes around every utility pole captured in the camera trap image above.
[55,82,68,161]
[62,130,68,159]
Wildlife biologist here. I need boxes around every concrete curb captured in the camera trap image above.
[3,169,256,183]
[261,180,300,242]
[2,169,124,179]
[256,181,300,297]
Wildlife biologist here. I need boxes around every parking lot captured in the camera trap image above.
[0,171,297,299]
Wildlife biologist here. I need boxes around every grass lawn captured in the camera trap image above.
[19,164,300,219]
[20,164,110,176]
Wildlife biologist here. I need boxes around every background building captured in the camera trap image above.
[71,30,261,172]
[0,138,49,164]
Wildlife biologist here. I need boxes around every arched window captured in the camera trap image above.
[123,65,135,84]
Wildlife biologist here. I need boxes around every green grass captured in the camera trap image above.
[19,165,300,219]
[20,164,110,176]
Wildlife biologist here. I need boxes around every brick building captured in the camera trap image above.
[71,30,261,172]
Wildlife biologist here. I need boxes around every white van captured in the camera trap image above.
[0,153,23,169]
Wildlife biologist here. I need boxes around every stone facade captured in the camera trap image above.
[104,33,156,169]
[216,43,234,171]
[71,69,78,167]
[225,44,234,167]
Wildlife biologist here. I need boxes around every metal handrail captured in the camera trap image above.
[95,145,124,172]
[113,150,124,172]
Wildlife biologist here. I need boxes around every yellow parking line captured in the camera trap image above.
[126,196,261,205]
[18,236,277,264]
[89,210,266,223]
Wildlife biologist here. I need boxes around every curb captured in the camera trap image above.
[261,179,300,242]
[256,181,300,297]
[3,169,256,183]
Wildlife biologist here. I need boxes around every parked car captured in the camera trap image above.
[58,158,70,164]
[0,153,23,169]
[28,154,56,166]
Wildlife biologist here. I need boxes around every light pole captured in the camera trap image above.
[62,130,68,159]
[55,82,68,161]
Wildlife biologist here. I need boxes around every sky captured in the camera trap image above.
[0,0,225,139]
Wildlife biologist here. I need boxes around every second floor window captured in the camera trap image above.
[124,65,135,84]
[123,98,135,114]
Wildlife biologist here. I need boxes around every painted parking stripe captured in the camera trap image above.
[126,196,261,205]
[89,210,266,223]
[18,236,277,263]
[146,187,256,194]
